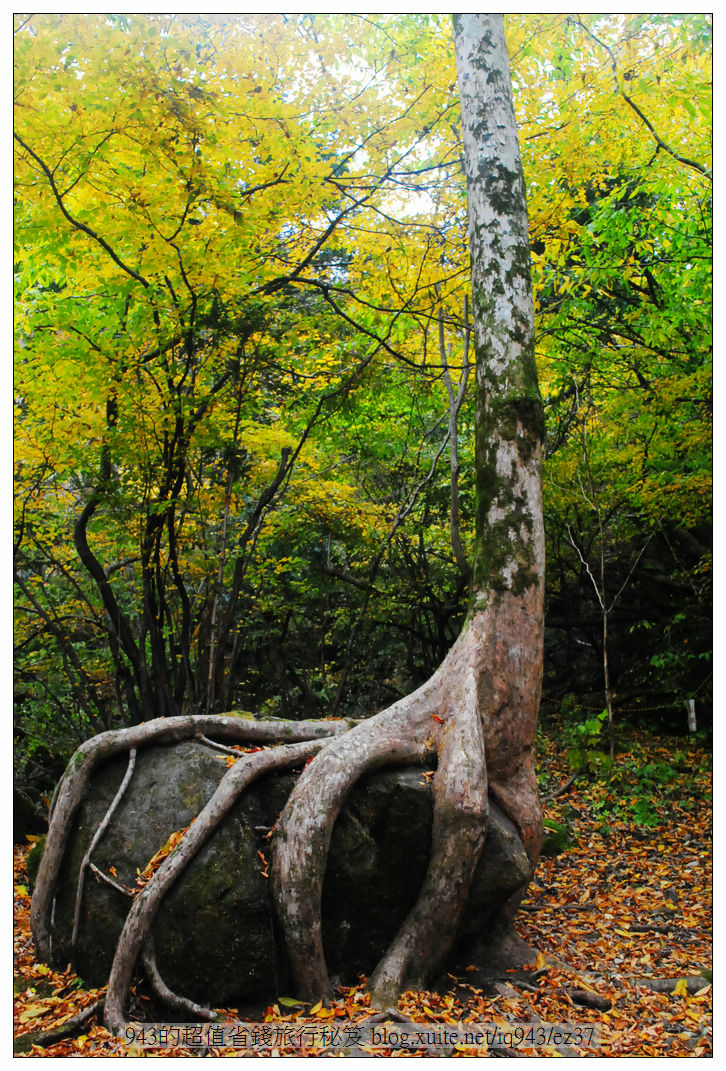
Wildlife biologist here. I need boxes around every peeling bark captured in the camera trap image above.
[454,11,544,859]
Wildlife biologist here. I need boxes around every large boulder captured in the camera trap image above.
[46,739,531,1007]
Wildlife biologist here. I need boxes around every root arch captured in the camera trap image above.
[31,598,540,1035]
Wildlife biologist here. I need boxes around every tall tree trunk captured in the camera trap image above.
[272,13,545,1004]
[453,12,545,857]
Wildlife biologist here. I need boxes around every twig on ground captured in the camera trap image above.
[565,987,612,1011]
[542,766,586,803]
[14,999,104,1054]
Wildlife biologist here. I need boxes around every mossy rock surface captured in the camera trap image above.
[45,740,530,1006]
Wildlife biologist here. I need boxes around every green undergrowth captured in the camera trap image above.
[536,717,712,855]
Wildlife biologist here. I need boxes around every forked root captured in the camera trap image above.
[273,655,490,1008]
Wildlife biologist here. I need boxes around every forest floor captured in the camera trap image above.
[14,728,712,1057]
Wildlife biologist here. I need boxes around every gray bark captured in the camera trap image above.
[453,12,545,857]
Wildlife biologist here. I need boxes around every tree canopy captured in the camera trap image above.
[15,13,711,802]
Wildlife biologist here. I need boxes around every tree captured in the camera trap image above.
[16,15,710,806]
[531,15,712,722]
[13,12,464,735]
[29,13,545,1028]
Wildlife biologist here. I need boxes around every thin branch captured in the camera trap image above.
[14,133,152,284]
[607,527,657,613]
[196,734,245,756]
[89,862,135,897]
[566,524,604,611]
[542,766,587,803]
[72,749,137,949]
[573,17,711,180]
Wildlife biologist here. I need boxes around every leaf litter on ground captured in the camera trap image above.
[13,730,711,1056]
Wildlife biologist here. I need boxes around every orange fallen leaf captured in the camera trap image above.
[18,1002,49,1022]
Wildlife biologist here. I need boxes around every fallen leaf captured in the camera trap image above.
[19,1003,49,1022]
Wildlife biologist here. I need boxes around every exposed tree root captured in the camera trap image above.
[141,936,215,1022]
[32,594,543,1035]
[33,596,543,1034]
[32,592,544,1035]
[566,988,612,1011]
[14,1000,104,1054]
[272,594,542,1009]
[32,713,348,962]
[542,766,587,804]
[72,747,137,950]
[104,738,324,1034]
[273,710,434,1001]
[368,680,488,1005]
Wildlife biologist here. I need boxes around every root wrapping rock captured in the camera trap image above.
[44,739,531,1007]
